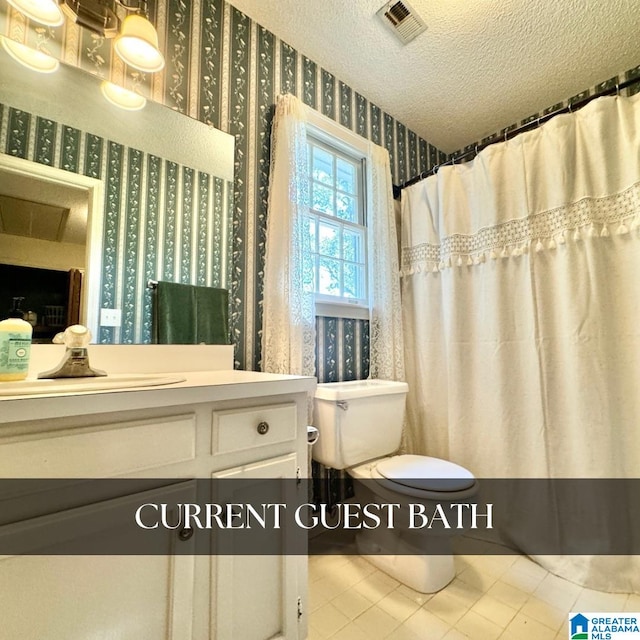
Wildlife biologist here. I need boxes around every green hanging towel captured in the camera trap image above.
[152,281,229,345]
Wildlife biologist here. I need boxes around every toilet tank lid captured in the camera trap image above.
[376,455,475,492]
[315,379,408,401]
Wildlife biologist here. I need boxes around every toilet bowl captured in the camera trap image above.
[312,379,477,593]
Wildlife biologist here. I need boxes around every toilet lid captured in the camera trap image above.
[376,454,475,492]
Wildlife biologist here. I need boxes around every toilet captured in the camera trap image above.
[312,379,477,593]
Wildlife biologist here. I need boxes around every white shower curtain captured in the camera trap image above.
[401,93,640,592]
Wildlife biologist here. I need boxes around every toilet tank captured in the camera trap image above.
[312,379,409,469]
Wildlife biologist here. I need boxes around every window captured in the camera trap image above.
[305,135,368,316]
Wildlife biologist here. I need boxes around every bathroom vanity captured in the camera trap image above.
[0,345,315,640]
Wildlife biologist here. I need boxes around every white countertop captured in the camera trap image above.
[0,369,317,424]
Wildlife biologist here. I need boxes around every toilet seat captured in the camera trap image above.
[377,455,475,492]
[350,454,478,501]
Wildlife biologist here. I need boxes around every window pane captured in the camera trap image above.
[343,263,356,298]
[312,183,334,215]
[337,158,356,194]
[312,146,333,186]
[343,263,364,299]
[307,136,367,307]
[318,221,340,257]
[343,228,363,262]
[318,257,341,296]
[336,193,357,222]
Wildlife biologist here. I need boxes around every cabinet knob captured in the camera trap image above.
[178,527,194,542]
[256,421,270,435]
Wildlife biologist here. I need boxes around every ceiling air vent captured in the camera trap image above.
[376,0,427,44]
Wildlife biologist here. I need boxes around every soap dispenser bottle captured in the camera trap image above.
[0,297,33,381]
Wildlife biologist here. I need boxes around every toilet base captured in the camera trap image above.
[355,531,456,594]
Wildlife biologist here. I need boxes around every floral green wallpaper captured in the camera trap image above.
[197,2,444,372]
[0,103,232,344]
[0,0,441,372]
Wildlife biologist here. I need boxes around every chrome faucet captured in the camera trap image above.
[38,325,107,379]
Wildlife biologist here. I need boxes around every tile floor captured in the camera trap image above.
[308,539,639,640]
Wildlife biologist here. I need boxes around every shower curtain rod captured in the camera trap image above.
[394,75,640,196]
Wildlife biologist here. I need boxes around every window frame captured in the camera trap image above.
[305,108,370,320]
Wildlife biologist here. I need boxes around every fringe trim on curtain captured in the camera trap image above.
[401,181,640,276]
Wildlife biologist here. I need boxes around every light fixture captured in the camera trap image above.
[6,0,64,27]
[1,36,60,72]
[100,80,146,111]
[9,0,165,73]
[114,13,164,73]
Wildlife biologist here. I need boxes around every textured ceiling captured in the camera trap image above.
[228,0,640,153]
[0,172,87,245]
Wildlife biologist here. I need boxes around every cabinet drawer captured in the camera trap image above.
[0,414,196,478]
[212,404,296,455]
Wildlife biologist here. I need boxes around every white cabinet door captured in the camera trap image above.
[211,454,302,640]
[0,482,197,640]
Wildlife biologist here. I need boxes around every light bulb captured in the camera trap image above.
[7,0,64,27]
[1,37,59,73]
[114,14,165,73]
[100,80,147,111]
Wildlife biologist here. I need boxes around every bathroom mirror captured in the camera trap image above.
[0,43,234,343]
[0,155,103,342]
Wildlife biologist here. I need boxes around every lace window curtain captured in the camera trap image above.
[262,95,404,386]
[367,143,405,382]
[262,93,315,376]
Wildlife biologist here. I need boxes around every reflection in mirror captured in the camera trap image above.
[0,43,235,344]
[0,155,103,341]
